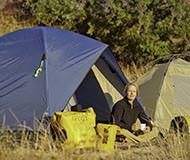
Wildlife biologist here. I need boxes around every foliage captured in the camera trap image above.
[17,0,190,67]
[25,0,87,31]
[0,13,33,36]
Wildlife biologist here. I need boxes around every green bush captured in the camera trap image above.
[24,0,190,67]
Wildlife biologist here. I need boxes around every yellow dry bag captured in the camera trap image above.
[50,107,96,150]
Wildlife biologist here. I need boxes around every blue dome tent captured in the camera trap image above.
[0,27,128,128]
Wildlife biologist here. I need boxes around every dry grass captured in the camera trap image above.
[0,128,190,160]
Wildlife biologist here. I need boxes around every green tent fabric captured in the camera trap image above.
[136,58,190,132]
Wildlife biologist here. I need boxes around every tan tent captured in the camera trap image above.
[136,58,190,132]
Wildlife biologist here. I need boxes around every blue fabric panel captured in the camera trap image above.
[0,28,47,128]
[41,27,108,115]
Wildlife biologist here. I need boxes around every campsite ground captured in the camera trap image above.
[0,129,190,160]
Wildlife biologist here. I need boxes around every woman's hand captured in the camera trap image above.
[132,121,141,131]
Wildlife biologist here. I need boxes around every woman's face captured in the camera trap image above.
[126,85,137,102]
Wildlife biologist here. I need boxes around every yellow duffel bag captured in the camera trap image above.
[50,107,96,150]
[96,123,119,152]
[184,115,190,133]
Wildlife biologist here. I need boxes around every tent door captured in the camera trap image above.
[75,69,111,123]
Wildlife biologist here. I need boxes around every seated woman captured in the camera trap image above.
[111,83,152,134]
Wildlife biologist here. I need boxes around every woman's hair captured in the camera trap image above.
[123,82,139,96]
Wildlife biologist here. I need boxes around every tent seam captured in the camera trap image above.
[41,28,50,115]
